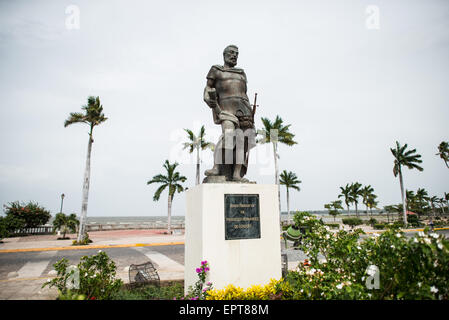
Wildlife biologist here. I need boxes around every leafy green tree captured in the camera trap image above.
[350,182,363,217]
[65,96,107,242]
[53,213,79,239]
[324,200,344,222]
[390,141,423,227]
[147,160,187,234]
[183,125,214,185]
[338,183,354,214]
[436,141,449,169]
[279,170,301,223]
[257,116,297,217]
[3,201,51,228]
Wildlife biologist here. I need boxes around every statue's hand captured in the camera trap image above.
[208,100,218,108]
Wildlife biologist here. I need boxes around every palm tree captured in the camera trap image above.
[361,185,375,215]
[366,194,378,217]
[53,213,79,239]
[338,183,354,214]
[415,188,429,215]
[350,182,363,217]
[183,126,214,185]
[429,196,438,217]
[257,115,297,217]
[147,160,187,234]
[390,141,423,227]
[405,189,416,211]
[279,170,301,223]
[64,96,107,242]
[436,141,449,169]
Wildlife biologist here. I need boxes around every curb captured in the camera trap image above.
[0,241,185,254]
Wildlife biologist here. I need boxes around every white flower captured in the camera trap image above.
[357,246,361,250]
[413,238,418,243]
[417,282,422,288]
[430,233,439,239]
[418,231,424,237]
[430,286,438,293]
[437,242,443,250]
[424,238,431,245]
[396,233,401,238]
[98,250,102,253]
[390,245,395,249]
[46,279,51,283]
[336,283,344,290]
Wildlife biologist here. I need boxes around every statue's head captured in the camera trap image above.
[223,45,238,67]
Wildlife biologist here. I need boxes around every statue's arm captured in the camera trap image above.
[204,78,217,108]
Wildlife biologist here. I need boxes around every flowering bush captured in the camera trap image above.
[3,201,51,229]
[275,212,449,300]
[43,251,123,300]
[184,260,213,300]
[206,279,281,300]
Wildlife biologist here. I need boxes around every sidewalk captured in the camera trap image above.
[0,229,185,253]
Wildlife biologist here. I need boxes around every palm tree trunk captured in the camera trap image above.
[273,142,281,223]
[286,187,290,224]
[398,168,408,227]
[77,132,93,242]
[167,194,173,234]
[196,147,200,185]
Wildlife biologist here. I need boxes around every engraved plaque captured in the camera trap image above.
[224,194,260,240]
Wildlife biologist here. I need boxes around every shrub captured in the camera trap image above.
[373,223,385,230]
[325,223,339,230]
[342,218,363,228]
[271,214,449,300]
[0,215,26,238]
[184,260,213,300]
[42,251,123,300]
[3,201,51,229]
[72,233,93,245]
[206,279,281,300]
[407,215,421,227]
[368,218,377,226]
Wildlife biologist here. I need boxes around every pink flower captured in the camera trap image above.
[196,268,201,273]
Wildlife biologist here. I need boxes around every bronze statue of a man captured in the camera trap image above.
[203,45,256,182]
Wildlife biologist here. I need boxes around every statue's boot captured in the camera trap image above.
[205,165,220,176]
[232,176,250,183]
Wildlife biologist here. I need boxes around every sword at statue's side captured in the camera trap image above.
[252,93,258,119]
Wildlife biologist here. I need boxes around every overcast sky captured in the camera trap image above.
[0,0,448,218]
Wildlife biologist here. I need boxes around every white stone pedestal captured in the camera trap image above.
[184,183,282,293]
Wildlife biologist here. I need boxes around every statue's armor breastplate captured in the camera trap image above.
[207,65,251,117]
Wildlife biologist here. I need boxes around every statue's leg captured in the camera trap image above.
[205,120,235,177]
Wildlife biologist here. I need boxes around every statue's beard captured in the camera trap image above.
[225,58,237,67]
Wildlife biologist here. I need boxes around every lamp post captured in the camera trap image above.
[60,193,65,213]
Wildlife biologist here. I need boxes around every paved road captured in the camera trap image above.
[0,244,185,300]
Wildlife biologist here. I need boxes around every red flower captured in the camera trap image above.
[90,296,96,300]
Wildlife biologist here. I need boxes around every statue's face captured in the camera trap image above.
[224,47,238,67]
